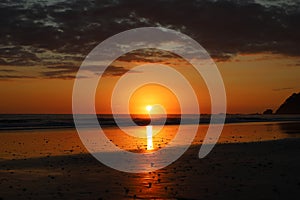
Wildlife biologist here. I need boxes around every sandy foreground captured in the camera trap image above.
[0,124,300,199]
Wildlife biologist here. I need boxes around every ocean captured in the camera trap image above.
[1,114,300,131]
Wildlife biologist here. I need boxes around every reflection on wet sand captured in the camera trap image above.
[146,125,153,150]
[1,139,300,199]
[0,121,300,199]
[279,122,300,134]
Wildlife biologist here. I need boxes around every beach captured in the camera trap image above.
[1,121,300,199]
[1,0,300,199]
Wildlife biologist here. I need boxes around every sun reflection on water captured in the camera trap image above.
[146,125,153,150]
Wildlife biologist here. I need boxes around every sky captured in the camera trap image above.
[0,0,300,114]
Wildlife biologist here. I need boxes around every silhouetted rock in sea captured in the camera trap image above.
[263,109,273,115]
[276,92,300,114]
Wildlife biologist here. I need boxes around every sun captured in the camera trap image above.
[146,105,152,112]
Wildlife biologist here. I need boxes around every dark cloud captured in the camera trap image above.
[41,63,139,79]
[0,0,300,79]
[85,64,142,77]
[0,46,41,66]
[286,62,300,67]
[41,64,79,78]
[0,75,35,79]
[272,87,294,91]
[117,49,180,63]
[101,65,140,77]
[0,69,17,73]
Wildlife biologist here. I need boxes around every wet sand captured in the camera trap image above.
[1,122,300,199]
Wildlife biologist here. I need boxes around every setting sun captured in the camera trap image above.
[127,84,181,115]
[146,105,152,112]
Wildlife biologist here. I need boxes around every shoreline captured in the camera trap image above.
[1,114,300,131]
[0,121,300,160]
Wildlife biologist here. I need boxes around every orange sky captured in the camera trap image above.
[0,53,299,114]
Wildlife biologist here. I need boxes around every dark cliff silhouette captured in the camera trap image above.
[276,92,300,114]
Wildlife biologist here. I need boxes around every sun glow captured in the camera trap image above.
[127,84,181,115]
[146,105,152,112]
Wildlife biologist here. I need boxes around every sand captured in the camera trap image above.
[0,123,300,199]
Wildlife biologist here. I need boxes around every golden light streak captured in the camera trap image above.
[146,125,153,150]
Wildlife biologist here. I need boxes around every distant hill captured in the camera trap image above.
[276,92,300,114]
